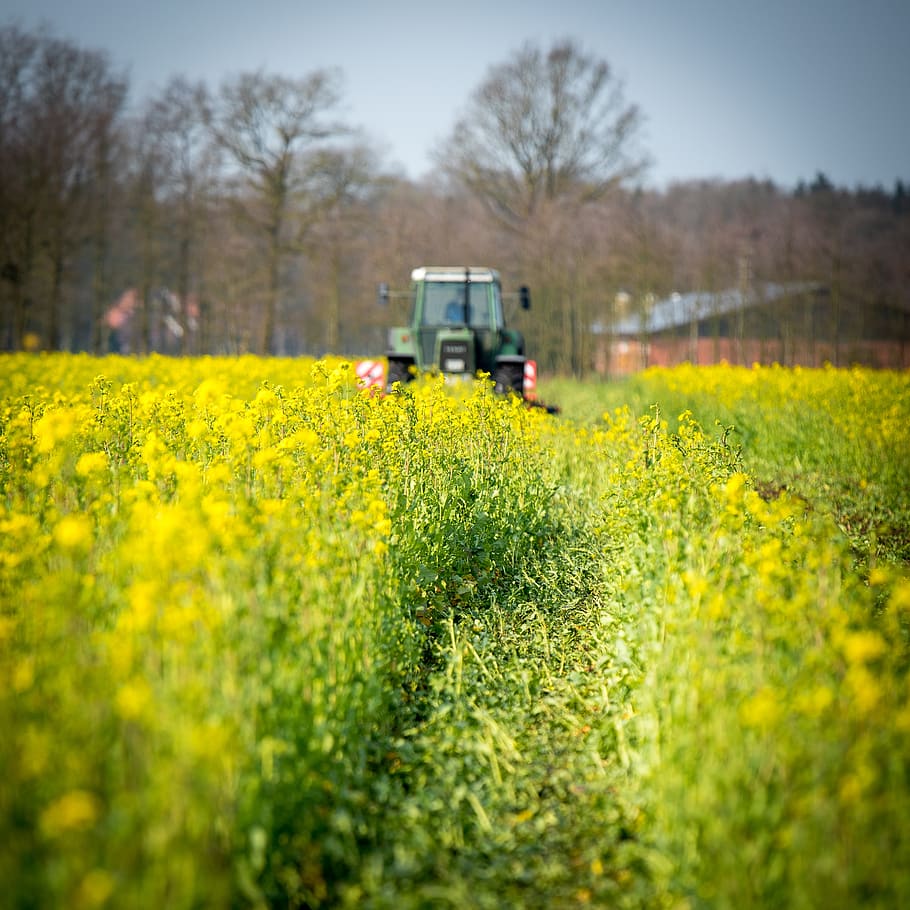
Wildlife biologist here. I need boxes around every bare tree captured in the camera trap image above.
[36,38,127,349]
[439,38,647,226]
[303,143,383,353]
[86,72,128,353]
[0,24,40,349]
[211,69,343,354]
[122,114,166,353]
[143,76,215,352]
[435,38,648,375]
[0,27,128,351]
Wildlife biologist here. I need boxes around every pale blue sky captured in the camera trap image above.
[3,0,907,190]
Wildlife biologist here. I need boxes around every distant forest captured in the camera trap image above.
[2,23,907,375]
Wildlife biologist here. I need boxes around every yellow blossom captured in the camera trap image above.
[682,570,709,599]
[889,580,910,613]
[33,409,78,453]
[53,514,93,551]
[845,664,882,712]
[794,685,834,718]
[186,417,209,440]
[13,657,35,692]
[192,378,226,408]
[40,790,100,836]
[76,870,115,908]
[75,451,108,477]
[124,580,158,632]
[841,630,886,664]
[115,678,153,721]
[739,686,782,729]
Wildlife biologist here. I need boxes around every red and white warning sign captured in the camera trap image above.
[523,359,538,399]
[355,360,385,391]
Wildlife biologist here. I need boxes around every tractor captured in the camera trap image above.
[379,266,531,396]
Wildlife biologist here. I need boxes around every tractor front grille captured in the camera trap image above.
[440,339,472,374]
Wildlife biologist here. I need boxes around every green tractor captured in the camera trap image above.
[379,266,531,396]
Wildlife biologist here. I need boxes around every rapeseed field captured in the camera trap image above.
[2,354,908,908]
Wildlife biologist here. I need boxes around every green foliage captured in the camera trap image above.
[2,356,909,908]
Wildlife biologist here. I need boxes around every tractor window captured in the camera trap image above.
[421,283,454,325]
[467,284,491,327]
[422,282,494,328]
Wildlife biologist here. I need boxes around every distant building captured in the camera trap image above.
[594,283,910,375]
[105,288,199,354]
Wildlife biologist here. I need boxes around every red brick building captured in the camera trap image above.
[595,284,910,375]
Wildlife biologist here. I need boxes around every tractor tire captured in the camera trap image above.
[493,361,524,397]
[386,358,414,390]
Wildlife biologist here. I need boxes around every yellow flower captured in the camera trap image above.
[13,657,35,692]
[841,630,886,664]
[192,378,225,408]
[205,462,232,487]
[682,570,709,599]
[141,431,169,481]
[794,685,834,718]
[739,686,782,729]
[723,472,748,503]
[161,600,201,642]
[706,593,727,620]
[53,514,93,551]
[839,763,876,805]
[867,566,890,587]
[845,665,881,712]
[40,790,100,836]
[33,409,78,453]
[889,580,910,613]
[115,678,153,721]
[75,451,108,477]
[253,386,280,415]
[76,870,115,908]
[124,580,158,632]
[252,446,279,469]
[186,417,209,440]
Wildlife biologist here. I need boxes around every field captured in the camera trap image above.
[1,354,909,909]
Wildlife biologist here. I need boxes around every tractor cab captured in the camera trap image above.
[382,266,530,395]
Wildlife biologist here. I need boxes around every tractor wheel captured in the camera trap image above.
[387,358,414,390]
[493,361,524,397]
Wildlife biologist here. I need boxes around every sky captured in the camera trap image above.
[2,0,908,191]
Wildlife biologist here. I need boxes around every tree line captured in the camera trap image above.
[1,22,907,374]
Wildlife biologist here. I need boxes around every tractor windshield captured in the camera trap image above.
[421,281,499,329]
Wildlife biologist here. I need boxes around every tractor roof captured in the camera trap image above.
[411,266,499,283]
